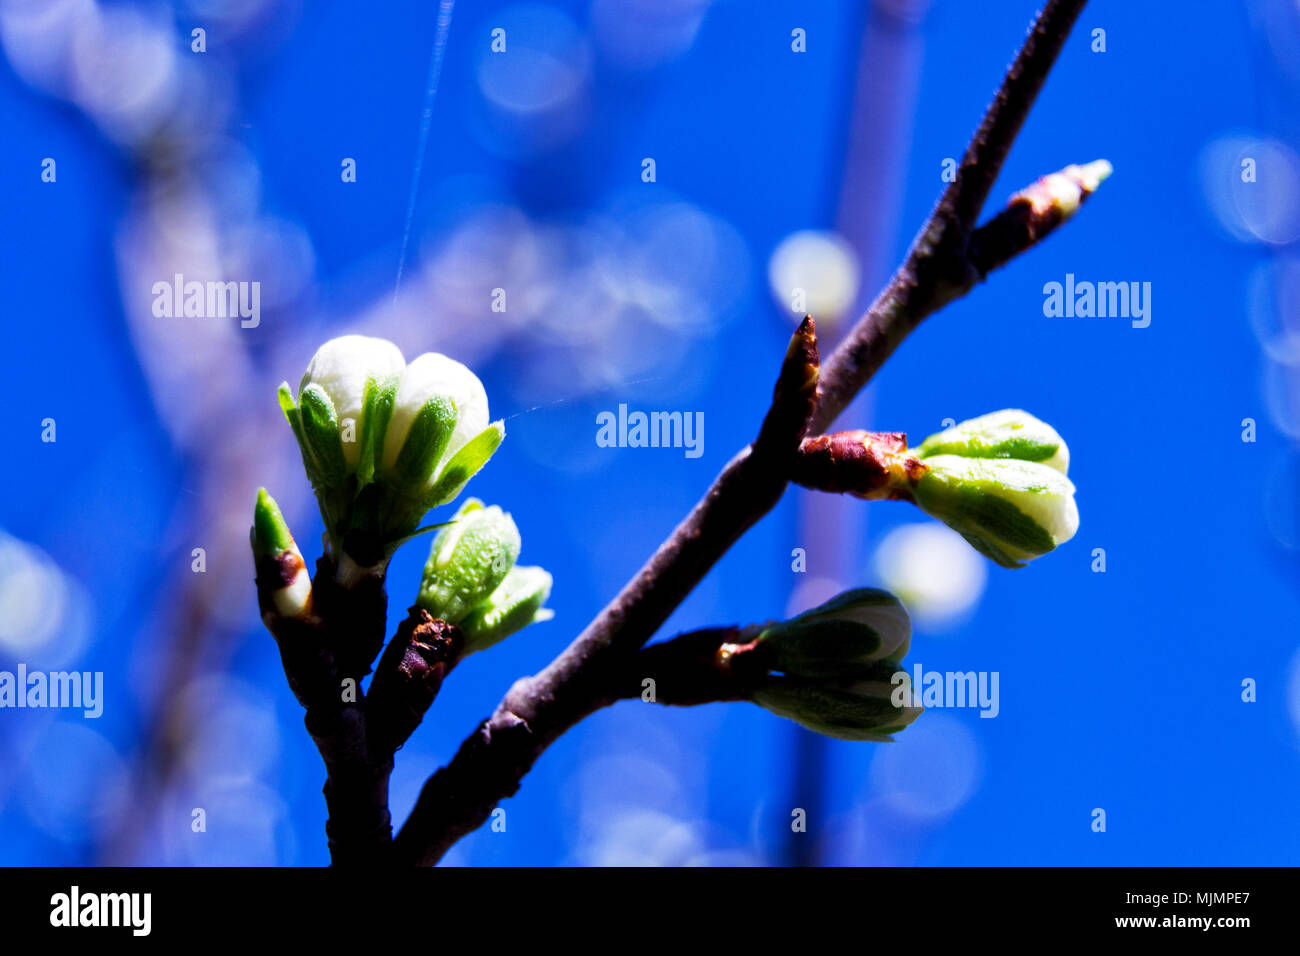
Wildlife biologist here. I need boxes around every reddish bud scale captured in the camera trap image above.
[790,431,927,501]
[367,607,466,753]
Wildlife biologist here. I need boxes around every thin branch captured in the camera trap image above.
[808,0,1088,434]
[395,0,1092,866]
[612,627,769,707]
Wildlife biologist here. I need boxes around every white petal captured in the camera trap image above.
[300,335,405,466]
[272,567,312,618]
[995,461,1079,545]
[382,352,490,472]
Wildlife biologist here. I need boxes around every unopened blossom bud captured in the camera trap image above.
[753,588,911,679]
[416,498,521,625]
[251,488,312,620]
[912,455,1078,569]
[911,410,1077,568]
[727,587,922,741]
[295,335,404,471]
[277,335,505,566]
[459,565,554,655]
[379,352,502,508]
[751,669,923,742]
[916,408,1067,474]
[793,410,1079,569]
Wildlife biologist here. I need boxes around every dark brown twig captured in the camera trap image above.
[367,608,465,755]
[614,627,770,707]
[808,0,1088,434]
[257,556,396,865]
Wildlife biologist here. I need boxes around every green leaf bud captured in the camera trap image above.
[417,498,521,624]
[459,565,554,655]
[912,455,1078,569]
[917,408,1068,474]
[755,587,911,678]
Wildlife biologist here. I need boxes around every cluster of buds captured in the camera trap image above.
[792,409,1078,568]
[415,498,553,655]
[739,589,922,741]
[256,336,554,684]
[277,335,504,574]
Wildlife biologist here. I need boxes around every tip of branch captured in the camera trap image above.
[1016,158,1112,219]
[1076,158,1113,188]
[967,159,1112,278]
[756,316,821,455]
[784,314,819,389]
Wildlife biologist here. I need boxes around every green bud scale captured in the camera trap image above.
[417,499,521,625]
[415,498,553,657]
[744,588,922,742]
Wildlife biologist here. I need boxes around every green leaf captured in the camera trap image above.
[759,619,884,678]
[278,383,322,487]
[423,421,505,508]
[459,565,553,653]
[276,382,297,423]
[298,384,348,487]
[757,587,911,675]
[416,499,520,624]
[751,676,921,742]
[358,374,399,487]
[252,487,294,559]
[393,394,459,488]
[916,409,1068,474]
[912,456,1076,568]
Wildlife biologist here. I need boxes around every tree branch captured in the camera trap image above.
[394,0,1092,866]
[808,0,1088,434]
[613,627,771,707]
[256,554,395,865]
[367,608,465,755]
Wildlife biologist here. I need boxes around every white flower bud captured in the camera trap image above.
[381,352,490,479]
[299,335,404,468]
